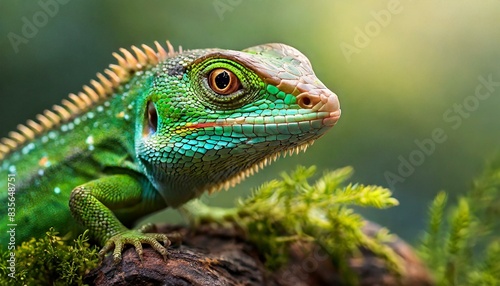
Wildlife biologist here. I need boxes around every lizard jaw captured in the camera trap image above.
[206,139,317,194]
[324,109,342,127]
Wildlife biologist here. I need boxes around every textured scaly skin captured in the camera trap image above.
[0,41,340,261]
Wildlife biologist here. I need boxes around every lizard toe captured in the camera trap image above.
[100,230,174,263]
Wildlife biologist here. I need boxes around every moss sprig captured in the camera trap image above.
[235,165,401,283]
[418,157,500,285]
[0,228,99,286]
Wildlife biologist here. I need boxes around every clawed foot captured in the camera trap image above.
[99,225,175,264]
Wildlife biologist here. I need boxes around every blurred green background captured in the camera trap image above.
[1,1,499,244]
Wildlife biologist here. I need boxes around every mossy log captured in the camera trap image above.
[84,222,433,286]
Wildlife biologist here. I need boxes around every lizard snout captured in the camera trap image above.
[296,86,341,127]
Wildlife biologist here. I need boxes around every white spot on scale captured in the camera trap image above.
[41,136,49,143]
[38,169,44,176]
[8,165,16,173]
[97,106,104,112]
[20,144,33,155]
[54,187,61,194]
[68,122,75,130]
[85,135,94,145]
[74,118,81,125]
[86,135,95,151]
[61,125,68,132]
[104,101,110,107]
[22,143,35,155]
[48,131,57,139]
[87,112,95,119]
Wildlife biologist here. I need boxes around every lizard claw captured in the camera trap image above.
[99,229,171,264]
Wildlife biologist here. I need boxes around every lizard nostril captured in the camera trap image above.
[298,95,313,108]
[143,101,158,136]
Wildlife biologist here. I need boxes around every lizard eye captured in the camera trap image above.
[189,59,261,109]
[208,68,241,95]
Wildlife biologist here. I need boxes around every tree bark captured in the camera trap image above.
[84,222,433,286]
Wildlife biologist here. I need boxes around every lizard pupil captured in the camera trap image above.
[215,71,230,89]
[208,68,241,95]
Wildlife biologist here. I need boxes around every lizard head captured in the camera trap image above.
[136,43,340,207]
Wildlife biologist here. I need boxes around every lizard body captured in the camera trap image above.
[0,41,340,260]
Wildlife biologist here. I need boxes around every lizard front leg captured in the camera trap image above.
[69,174,169,263]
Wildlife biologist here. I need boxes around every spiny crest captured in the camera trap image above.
[0,40,181,160]
[207,140,316,194]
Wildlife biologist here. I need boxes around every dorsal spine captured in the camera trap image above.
[0,41,181,160]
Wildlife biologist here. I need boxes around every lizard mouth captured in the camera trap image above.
[186,109,340,130]
[233,110,340,127]
[323,110,341,126]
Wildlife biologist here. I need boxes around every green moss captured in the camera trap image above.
[234,165,401,284]
[418,157,500,285]
[0,229,99,286]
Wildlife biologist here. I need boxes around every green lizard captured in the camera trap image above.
[0,41,340,262]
